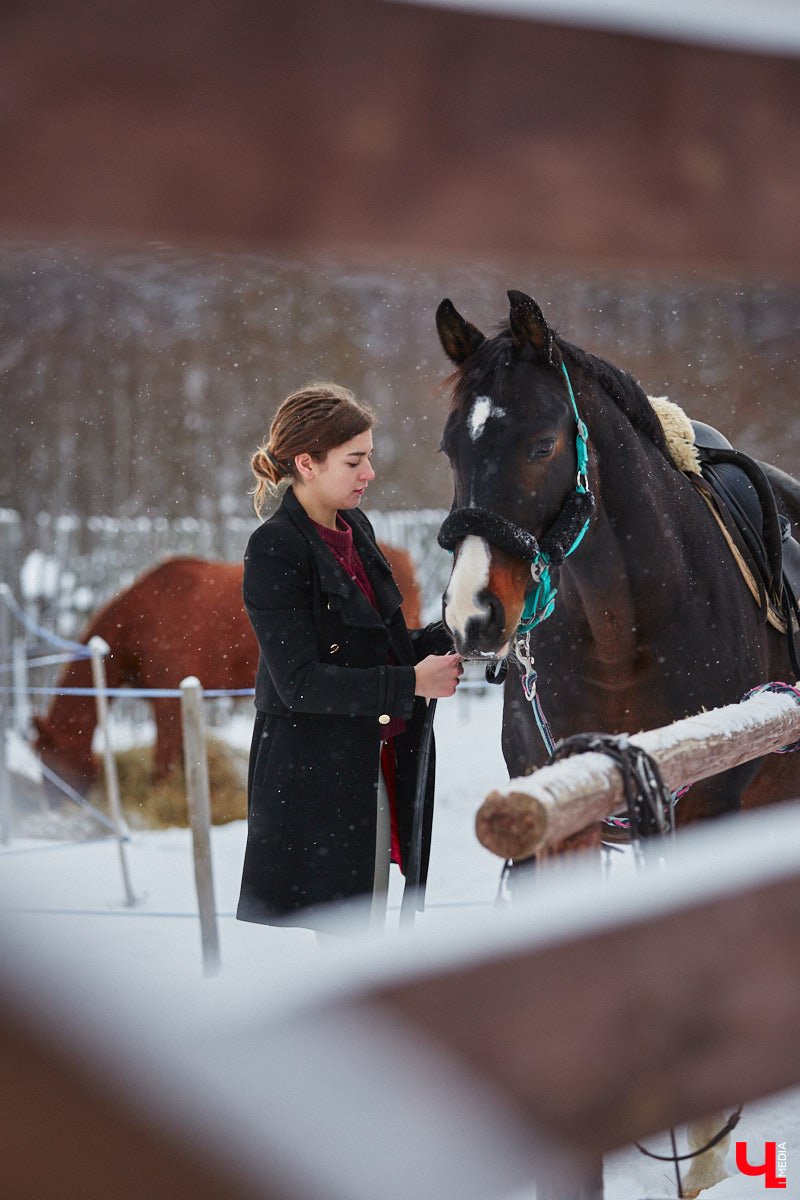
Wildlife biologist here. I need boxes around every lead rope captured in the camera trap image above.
[517,629,556,757]
[545,731,691,1195]
[634,1107,744,1198]
[547,731,676,858]
[495,363,588,898]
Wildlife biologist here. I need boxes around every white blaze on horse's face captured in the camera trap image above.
[468,395,505,442]
[443,535,511,658]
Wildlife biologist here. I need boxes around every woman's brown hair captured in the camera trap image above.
[251,382,375,518]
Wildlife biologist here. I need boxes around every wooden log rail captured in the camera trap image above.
[476,683,800,861]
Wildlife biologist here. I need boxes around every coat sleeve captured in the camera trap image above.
[409,620,455,660]
[244,530,417,719]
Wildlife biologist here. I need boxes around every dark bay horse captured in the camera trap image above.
[436,290,800,827]
[34,548,421,801]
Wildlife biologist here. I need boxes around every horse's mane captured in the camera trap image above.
[449,324,671,459]
[558,335,670,454]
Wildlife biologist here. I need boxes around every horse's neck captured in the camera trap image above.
[560,524,639,659]
[560,420,688,644]
[46,656,98,748]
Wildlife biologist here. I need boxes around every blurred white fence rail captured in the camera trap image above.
[2,802,800,1200]
[477,683,800,861]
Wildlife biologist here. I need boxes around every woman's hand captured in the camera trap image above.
[414,653,463,699]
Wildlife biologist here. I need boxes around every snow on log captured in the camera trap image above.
[476,684,800,860]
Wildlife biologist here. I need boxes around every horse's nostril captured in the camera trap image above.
[478,588,505,633]
[463,589,507,653]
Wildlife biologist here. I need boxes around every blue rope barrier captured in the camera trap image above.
[0,586,92,657]
[37,760,122,832]
[0,587,253,698]
[0,685,255,698]
[0,651,85,672]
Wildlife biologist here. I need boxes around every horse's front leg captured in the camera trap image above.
[674,760,760,826]
[152,697,183,780]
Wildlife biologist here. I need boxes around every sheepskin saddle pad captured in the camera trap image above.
[651,397,800,619]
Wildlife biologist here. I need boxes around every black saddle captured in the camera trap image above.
[691,420,800,673]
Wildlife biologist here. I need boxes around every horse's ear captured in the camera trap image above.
[436,298,486,364]
[508,290,555,361]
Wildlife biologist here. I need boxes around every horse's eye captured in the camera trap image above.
[528,438,556,461]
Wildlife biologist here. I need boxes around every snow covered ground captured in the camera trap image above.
[2,681,798,1198]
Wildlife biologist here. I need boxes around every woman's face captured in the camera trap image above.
[297,429,375,517]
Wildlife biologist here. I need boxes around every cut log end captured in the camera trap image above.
[475,790,546,860]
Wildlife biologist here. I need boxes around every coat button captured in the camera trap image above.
[329,643,340,654]
[378,714,391,725]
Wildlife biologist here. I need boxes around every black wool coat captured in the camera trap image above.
[236,487,451,929]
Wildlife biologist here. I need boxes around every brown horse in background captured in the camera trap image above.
[33,546,421,801]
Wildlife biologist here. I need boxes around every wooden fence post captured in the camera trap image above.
[12,635,31,734]
[180,676,221,978]
[89,636,136,906]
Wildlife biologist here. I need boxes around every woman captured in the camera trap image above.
[236,382,461,931]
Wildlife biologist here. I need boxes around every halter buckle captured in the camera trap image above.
[515,628,534,675]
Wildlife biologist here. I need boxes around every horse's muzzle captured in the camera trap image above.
[442,531,525,658]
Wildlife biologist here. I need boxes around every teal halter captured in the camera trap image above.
[437,358,595,757]
[517,362,592,632]
[437,359,595,628]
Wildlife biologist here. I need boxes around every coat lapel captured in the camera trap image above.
[280,489,394,632]
[344,509,405,623]
[345,509,416,665]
